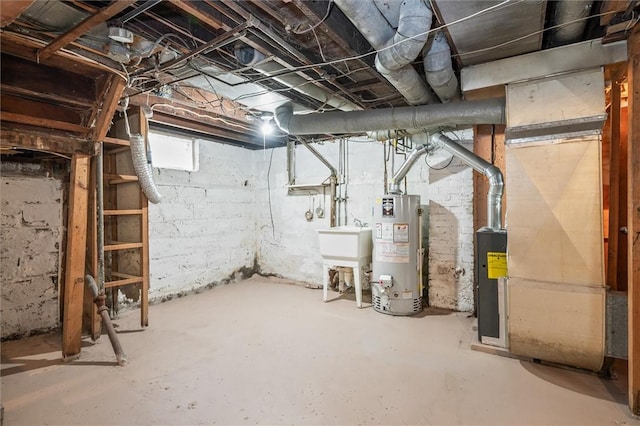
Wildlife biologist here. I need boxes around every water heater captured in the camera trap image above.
[372,194,423,315]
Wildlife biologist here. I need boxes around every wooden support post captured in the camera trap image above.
[62,154,90,358]
[627,22,640,416]
[608,78,622,290]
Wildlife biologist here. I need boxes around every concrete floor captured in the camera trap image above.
[1,276,637,425]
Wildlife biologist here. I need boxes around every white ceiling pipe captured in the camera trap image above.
[335,0,437,105]
[274,98,505,135]
[423,31,461,103]
[549,0,594,46]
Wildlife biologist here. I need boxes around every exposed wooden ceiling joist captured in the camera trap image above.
[37,0,136,61]
[0,0,35,28]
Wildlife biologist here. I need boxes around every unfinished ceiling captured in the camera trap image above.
[1,0,638,149]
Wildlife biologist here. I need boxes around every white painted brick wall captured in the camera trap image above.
[425,141,475,311]
[148,134,475,311]
[1,169,63,339]
[148,139,257,298]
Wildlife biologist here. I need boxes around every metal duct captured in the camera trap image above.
[387,132,504,230]
[549,0,593,46]
[388,143,432,194]
[234,47,360,111]
[335,0,437,105]
[274,98,505,135]
[429,132,503,230]
[130,134,162,204]
[423,31,461,103]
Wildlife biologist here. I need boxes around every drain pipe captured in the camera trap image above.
[423,31,461,103]
[297,138,338,227]
[335,0,438,105]
[274,98,505,135]
[429,132,504,230]
[86,275,127,366]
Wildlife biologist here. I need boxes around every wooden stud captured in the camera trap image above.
[86,156,101,340]
[608,78,622,290]
[1,1,35,27]
[62,154,90,358]
[37,0,135,61]
[140,111,150,327]
[627,22,640,416]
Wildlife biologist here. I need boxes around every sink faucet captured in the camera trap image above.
[352,216,368,228]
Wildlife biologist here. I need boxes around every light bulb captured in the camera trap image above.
[261,121,273,135]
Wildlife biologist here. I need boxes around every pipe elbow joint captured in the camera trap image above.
[274,104,293,134]
[486,165,504,192]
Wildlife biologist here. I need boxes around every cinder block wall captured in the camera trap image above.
[1,163,64,339]
[148,140,257,298]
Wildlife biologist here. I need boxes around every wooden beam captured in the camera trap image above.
[628,22,640,416]
[93,75,127,141]
[1,111,90,134]
[1,1,35,27]
[37,0,135,61]
[600,0,632,26]
[62,154,90,358]
[0,127,98,155]
[167,0,223,29]
[608,79,622,290]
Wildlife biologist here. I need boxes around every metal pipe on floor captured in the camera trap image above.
[86,275,127,366]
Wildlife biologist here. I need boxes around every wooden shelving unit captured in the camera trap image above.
[86,108,150,338]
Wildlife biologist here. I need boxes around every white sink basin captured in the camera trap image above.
[317,226,372,263]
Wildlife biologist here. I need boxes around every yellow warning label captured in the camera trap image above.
[487,252,508,279]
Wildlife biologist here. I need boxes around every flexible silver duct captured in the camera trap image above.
[130,134,162,204]
[335,0,437,105]
[274,98,505,135]
[423,31,461,103]
[429,132,503,230]
[234,46,360,111]
[549,0,593,46]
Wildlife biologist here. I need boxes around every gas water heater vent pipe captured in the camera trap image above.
[429,132,504,230]
[387,132,504,230]
[388,144,432,194]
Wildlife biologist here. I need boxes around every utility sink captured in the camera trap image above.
[317,226,373,263]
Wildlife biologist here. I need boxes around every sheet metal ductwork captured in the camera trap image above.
[335,0,437,105]
[389,132,504,230]
[423,31,461,102]
[274,98,505,135]
[549,0,594,46]
[234,46,360,111]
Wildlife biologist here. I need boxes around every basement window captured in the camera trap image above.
[148,131,199,172]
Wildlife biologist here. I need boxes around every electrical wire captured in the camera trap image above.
[425,151,454,170]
